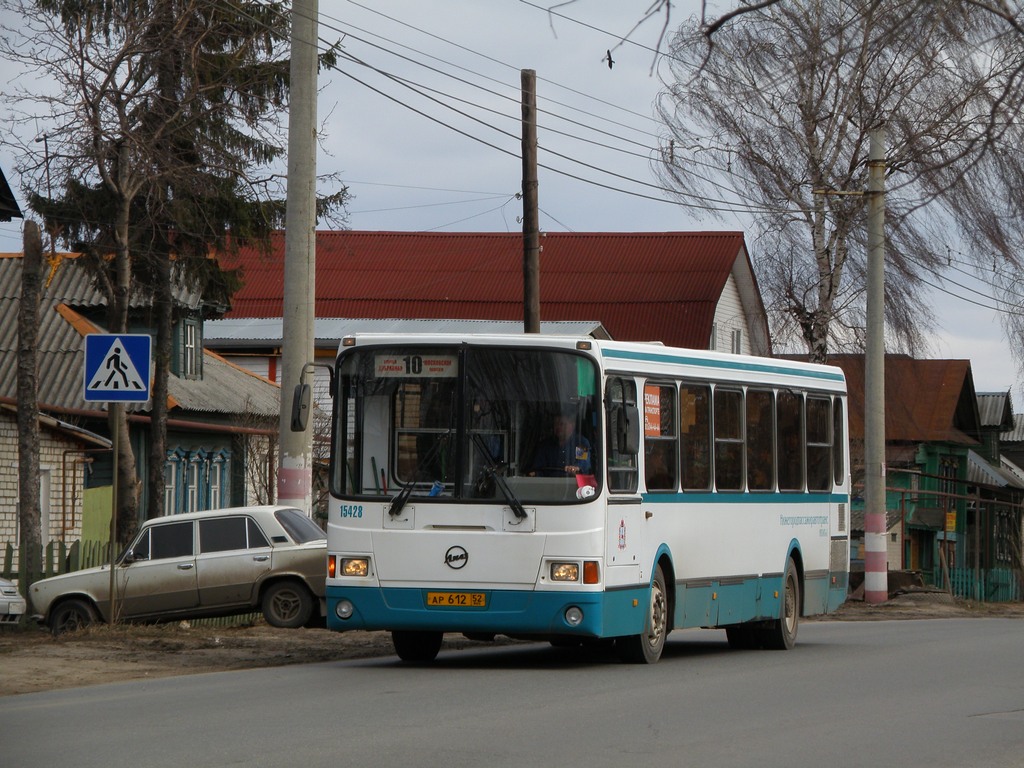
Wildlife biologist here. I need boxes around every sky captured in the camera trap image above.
[0,0,1020,406]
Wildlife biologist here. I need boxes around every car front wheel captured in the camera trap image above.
[261,580,314,628]
[49,598,96,635]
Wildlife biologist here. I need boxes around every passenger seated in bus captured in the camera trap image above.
[645,442,675,490]
[528,414,592,477]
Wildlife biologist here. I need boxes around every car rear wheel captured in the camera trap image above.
[49,598,96,635]
[261,580,314,628]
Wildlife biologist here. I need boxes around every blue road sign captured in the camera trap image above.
[83,334,152,403]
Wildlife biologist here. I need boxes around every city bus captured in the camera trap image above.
[318,333,850,663]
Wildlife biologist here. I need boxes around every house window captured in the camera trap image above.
[209,453,229,509]
[182,320,200,379]
[731,329,742,354]
[164,460,176,515]
[187,457,201,512]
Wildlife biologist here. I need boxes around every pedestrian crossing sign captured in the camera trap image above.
[83,334,152,403]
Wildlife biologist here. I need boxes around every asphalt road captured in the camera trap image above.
[3,618,1022,768]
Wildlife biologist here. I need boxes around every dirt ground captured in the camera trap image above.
[2,591,1022,697]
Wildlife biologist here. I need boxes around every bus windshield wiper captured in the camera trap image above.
[388,429,451,518]
[472,433,527,520]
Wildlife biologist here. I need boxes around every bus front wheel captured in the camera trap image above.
[616,565,668,664]
[392,630,443,663]
[763,558,800,650]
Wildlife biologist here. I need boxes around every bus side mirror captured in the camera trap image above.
[291,383,311,432]
[614,404,640,455]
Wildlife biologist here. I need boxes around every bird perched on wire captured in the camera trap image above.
[603,49,614,69]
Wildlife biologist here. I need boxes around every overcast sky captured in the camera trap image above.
[0,0,1019,405]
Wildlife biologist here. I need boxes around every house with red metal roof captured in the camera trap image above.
[214,231,772,375]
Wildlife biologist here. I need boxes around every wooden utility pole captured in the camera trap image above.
[278,0,319,513]
[521,69,540,333]
[17,221,42,589]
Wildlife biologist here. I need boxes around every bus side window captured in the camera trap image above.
[714,388,744,491]
[680,384,711,490]
[746,389,774,491]
[606,378,639,493]
[777,391,804,491]
[644,382,677,491]
[833,397,846,487]
[806,396,832,491]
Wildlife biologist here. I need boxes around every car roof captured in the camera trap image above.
[139,506,303,526]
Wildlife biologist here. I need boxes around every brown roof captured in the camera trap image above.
[219,231,756,350]
[826,354,980,444]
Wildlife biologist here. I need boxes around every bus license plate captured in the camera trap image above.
[426,591,487,608]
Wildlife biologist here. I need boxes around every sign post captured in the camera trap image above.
[83,334,152,624]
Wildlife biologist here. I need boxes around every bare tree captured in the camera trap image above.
[1,0,347,536]
[657,0,1024,361]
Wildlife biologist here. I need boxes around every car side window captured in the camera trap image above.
[200,517,248,553]
[150,521,194,559]
[248,518,270,548]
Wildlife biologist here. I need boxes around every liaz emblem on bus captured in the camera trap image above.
[374,354,458,378]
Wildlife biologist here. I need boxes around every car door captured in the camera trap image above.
[119,520,200,618]
[195,515,273,608]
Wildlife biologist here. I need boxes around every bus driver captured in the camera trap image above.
[528,414,592,477]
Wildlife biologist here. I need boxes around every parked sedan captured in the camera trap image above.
[1,577,26,626]
[30,506,327,634]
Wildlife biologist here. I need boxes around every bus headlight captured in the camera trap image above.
[565,606,584,626]
[550,562,579,582]
[335,599,355,620]
[341,558,369,577]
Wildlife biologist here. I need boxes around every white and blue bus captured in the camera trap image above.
[321,334,849,663]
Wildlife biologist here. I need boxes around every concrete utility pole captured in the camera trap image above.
[278,0,319,514]
[863,126,888,604]
[521,69,540,334]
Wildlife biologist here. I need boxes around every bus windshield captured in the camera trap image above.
[331,344,601,504]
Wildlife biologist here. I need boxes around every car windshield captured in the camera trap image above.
[275,507,327,543]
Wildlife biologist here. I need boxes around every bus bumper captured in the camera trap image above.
[326,584,649,638]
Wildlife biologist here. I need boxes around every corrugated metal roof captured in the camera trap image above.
[976,391,1014,430]
[823,354,980,444]
[204,317,611,348]
[967,449,1024,490]
[1003,413,1024,443]
[0,255,278,419]
[218,231,753,350]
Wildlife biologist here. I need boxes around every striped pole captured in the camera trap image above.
[863,126,888,604]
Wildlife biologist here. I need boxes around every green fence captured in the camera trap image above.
[933,567,1022,603]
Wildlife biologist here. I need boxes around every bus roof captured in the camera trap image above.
[337,333,846,391]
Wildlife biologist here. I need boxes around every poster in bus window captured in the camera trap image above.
[644,384,661,436]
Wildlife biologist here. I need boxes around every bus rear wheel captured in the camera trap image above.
[616,565,668,664]
[392,630,443,663]
[763,558,800,650]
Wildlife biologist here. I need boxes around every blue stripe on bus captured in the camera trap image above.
[325,570,850,638]
[601,347,846,383]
